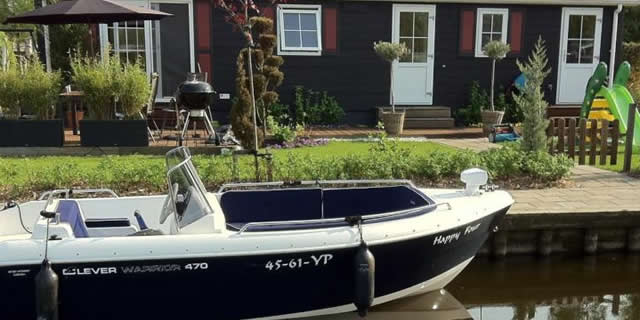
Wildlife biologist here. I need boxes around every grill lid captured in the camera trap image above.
[177,80,215,94]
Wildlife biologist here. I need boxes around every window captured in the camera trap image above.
[100,1,194,101]
[106,20,147,66]
[566,15,597,64]
[475,8,508,58]
[277,4,322,56]
[398,11,430,63]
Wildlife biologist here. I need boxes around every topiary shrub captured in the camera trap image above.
[231,17,284,150]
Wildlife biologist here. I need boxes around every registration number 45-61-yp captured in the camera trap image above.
[265,254,333,271]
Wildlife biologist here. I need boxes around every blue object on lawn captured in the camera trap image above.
[514,73,527,91]
[494,133,520,142]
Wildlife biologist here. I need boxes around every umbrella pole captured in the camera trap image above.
[41,0,51,72]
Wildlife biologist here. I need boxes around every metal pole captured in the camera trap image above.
[245,1,259,152]
[41,0,51,72]
[623,103,636,173]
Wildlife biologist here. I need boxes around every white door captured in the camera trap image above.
[392,4,436,105]
[557,7,602,104]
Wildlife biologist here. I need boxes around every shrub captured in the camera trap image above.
[293,86,345,125]
[456,81,487,125]
[21,56,62,120]
[622,42,640,100]
[266,115,303,143]
[117,62,150,118]
[71,52,121,120]
[0,143,574,201]
[0,63,22,118]
[514,37,551,153]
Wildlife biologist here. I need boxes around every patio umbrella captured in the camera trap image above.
[3,0,172,25]
[3,0,171,71]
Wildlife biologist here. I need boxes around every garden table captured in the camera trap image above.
[59,90,84,135]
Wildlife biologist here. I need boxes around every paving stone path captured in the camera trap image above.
[432,138,640,214]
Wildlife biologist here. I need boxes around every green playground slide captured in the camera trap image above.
[601,85,639,146]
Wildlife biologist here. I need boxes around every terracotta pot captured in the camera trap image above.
[481,110,505,136]
[382,111,405,135]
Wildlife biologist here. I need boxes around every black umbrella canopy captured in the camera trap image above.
[3,0,172,25]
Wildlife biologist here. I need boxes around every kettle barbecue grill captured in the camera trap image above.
[174,76,217,143]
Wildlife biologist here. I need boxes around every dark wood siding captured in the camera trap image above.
[209,2,618,125]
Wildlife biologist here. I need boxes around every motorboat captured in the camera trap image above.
[0,146,513,320]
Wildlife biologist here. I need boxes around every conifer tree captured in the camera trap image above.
[513,37,551,153]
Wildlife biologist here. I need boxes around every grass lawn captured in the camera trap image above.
[271,141,457,158]
[596,145,640,173]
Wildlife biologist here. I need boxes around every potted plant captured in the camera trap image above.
[481,40,511,136]
[374,41,409,135]
[72,53,150,147]
[0,54,64,147]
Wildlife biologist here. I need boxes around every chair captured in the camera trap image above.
[139,73,160,142]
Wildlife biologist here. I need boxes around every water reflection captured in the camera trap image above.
[306,254,640,320]
[306,289,472,319]
[450,254,640,320]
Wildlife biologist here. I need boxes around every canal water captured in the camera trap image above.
[311,254,640,319]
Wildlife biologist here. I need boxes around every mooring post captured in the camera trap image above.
[537,230,553,256]
[623,103,636,173]
[584,229,598,255]
[492,231,508,258]
[627,228,640,252]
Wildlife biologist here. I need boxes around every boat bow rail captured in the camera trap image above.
[234,201,453,234]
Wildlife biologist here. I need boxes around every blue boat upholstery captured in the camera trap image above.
[220,186,432,231]
[322,186,429,218]
[56,200,138,238]
[57,200,90,238]
[220,188,322,225]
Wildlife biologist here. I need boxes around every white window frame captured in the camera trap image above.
[99,0,195,102]
[277,4,322,56]
[475,8,509,58]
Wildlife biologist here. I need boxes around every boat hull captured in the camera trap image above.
[0,207,507,320]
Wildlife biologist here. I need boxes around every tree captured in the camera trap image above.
[482,40,510,112]
[513,37,551,153]
[623,7,640,42]
[373,41,408,113]
[213,0,288,150]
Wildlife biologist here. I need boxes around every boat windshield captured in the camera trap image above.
[165,147,213,228]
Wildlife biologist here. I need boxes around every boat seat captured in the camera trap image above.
[56,200,138,238]
[322,186,429,219]
[220,188,322,226]
[57,200,89,238]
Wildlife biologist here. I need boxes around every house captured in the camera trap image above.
[100,0,635,126]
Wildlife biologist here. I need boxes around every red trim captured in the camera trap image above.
[323,7,338,53]
[459,9,475,56]
[195,0,211,51]
[509,11,523,55]
[263,7,275,21]
[198,53,211,80]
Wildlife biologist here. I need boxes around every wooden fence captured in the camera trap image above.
[547,118,619,166]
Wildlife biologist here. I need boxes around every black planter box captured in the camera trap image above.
[80,120,149,147]
[0,120,64,147]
